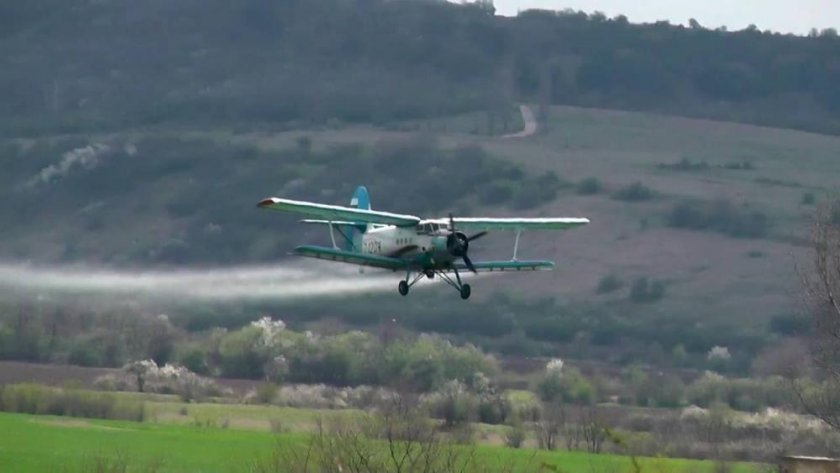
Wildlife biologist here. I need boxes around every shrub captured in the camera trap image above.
[427,380,475,428]
[255,382,278,404]
[535,367,595,405]
[512,185,546,209]
[658,157,709,171]
[629,277,666,303]
[505,417,527,448]
[523,318,577,343]
[0,384,145,421]
[109,360,228,401]
[612,182,654,202]
[801,192,816,205]
[513,171,563,209]
[667,199,769,239]
[722,161,755,170]
[475,390,511,425]
[576,177,601,195]
[769,314,809,336]
[596,274,623,294]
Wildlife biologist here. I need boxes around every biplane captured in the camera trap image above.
[258,186,589,299]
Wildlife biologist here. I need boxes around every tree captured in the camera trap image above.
[799,199,840,429]
[534,400,565,450]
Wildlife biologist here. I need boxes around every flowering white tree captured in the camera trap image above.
[546,358,564,374]
[124,359,157,393]
[707,346,731,361]
[120,359,226,400]
[251,316,286,348]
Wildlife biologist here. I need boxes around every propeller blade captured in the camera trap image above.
[462,254,477,273]
[449,213,455,232]
[467,231,488,242]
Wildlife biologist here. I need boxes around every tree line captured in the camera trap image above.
[1,0,839,136]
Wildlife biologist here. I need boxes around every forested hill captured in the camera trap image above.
[2,0,840,136]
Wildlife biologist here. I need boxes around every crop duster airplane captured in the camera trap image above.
[258,186,589,299]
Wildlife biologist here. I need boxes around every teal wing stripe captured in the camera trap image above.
[293,245,405,270]
[451,260,555,272]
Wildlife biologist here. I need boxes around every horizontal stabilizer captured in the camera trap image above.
[293,245,405,270]
[299,219,361,226]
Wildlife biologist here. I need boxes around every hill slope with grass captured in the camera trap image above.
[2,0,840,373]
[1,105,838,373]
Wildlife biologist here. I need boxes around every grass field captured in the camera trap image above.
[0,412,759,473]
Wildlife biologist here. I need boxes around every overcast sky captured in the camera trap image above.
[492,0,840,35]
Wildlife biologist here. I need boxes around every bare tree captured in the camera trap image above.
[799,200,840,429]
[579,405,608,454]
[249,389,530,473]
[534,400,565,450]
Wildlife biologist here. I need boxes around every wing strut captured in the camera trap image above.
[329,221,338,249]
[512,230,522,261]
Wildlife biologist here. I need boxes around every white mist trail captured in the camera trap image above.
[0,262,403,302]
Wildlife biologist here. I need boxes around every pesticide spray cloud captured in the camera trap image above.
[0,262,401,302]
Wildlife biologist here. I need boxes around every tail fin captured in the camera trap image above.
[346,186,370,250]
[349,185,371,212]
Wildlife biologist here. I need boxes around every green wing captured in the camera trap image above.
[259,198,421,227]
[450,260,555,272]
[447,217,590,231]
[293,245,405,270]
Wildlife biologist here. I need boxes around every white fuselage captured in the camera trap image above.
[358,220,453,263]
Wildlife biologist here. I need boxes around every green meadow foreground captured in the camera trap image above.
[0,412,758,473]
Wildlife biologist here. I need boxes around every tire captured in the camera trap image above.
[425,270,435,279]
[460,283,471,300]
[398,280,409,296]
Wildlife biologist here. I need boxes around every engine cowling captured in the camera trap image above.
[430,235,449,253]
[446,232,469,257]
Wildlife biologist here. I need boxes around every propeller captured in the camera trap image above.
[446,214,487,273]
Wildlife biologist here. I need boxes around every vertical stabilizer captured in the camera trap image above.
[349,185,371,211]
[346,186,370,250]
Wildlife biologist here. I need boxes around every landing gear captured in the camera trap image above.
[398,266,473,300]
[435,266,473,301]
[398,268,425,296]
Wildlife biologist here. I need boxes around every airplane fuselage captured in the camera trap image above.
[358,220,455,267]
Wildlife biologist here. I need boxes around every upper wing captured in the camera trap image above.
[293,245,405,271]
[258,198,421,227]
[447,217,590,232]
[450,260,555,272]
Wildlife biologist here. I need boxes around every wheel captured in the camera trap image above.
[425,270,435,279]
[398,280,409,296]
[459,283,471,300]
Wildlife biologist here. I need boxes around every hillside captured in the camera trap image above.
[2,0,839,374]
[2,104,838,373]
[1,0,840,136]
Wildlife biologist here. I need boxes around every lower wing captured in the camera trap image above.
[449,260,554,272]
[293,245,405,271]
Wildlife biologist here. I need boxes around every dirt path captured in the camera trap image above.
[502,104,537,138]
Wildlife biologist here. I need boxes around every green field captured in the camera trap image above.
[0,412,759,473]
